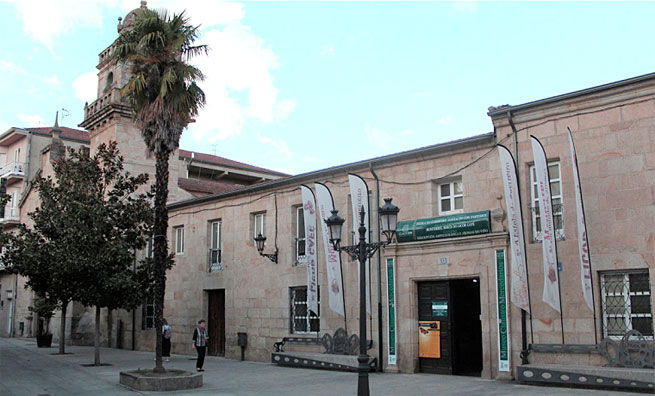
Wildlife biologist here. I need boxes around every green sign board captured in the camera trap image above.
[396,211,491,243]
[431,301,448,317]
[386,258,397,365]
[496,249,510,371]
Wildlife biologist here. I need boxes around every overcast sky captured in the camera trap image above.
[1,0,654,174]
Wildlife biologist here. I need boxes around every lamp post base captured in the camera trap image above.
[357,354,370,396]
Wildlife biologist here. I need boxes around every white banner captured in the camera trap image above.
[567,130,594,312]
[348,174,371,315]
[498,145,530,313]
[314,182,345,317]
[530,136,561,313]
[300,185,319,316]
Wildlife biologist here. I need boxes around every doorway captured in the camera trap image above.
[207,289,225,356]
[417,278,482,376]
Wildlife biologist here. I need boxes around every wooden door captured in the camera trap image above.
[208,290,225,356]
[418,281,452,374]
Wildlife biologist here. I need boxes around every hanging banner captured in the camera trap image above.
[567,130,594,312]
[300,185,319,315]
[386,258,397,365]
[530,136,561,313]
[396,211,490,243]
[497,145,530,313]
[348,174,371,315]
[495,249,510,372]
[314,182,345,317]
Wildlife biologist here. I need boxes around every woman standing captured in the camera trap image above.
[162,318,172,362]
[192,319,208,371]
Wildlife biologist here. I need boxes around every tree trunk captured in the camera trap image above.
[94,305,101,366]
[58,300,68,355]
[153,149,171,373]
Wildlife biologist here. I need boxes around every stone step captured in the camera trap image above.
[271,351,377,372]
[518,364,655,392]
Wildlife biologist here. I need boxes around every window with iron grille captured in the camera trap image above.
[600,271,653,339]
[295,206,306,264]
[530,162,564,241]
[142,298,155,330]
[209,220,221,272]
[290,286,320,334]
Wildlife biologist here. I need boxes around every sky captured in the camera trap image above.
[1,1,654,175]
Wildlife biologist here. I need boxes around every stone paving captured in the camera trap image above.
[0,337,639,396]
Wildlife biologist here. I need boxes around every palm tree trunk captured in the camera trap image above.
[58,300,67,354]
[153,149,171,373]
[94,305,101,366]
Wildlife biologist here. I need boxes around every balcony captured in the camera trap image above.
[0,162,25,184]
[0,206,19,225]
[208,248,222,273]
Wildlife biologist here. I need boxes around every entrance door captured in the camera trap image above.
[418,281,451,374]
[208,289,225,356]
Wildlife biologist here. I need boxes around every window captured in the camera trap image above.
[174,226,184,255]
[142,298,155,330]
[290,286,320,334]
[253,212,266,239]
[14,148,20,163]
[438,179,463,215]
[530,162,564,241]
[146,235,154,258]
[600,271,652,339]
[295,207,306,264]
[209,221,221,272]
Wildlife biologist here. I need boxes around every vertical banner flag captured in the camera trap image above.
[495,250,510,372]
[314,182,345,317]
[567,130,594,311]
[300,185,319,316]
[348,174,371,315]
[530,136,561,313]
[386,257,397,365]
[498,145,530,313]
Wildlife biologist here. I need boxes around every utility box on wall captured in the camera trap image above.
[418,321,440,358]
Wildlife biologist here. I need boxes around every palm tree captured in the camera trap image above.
[112,8,207,373]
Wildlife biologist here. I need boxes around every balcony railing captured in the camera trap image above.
[0,206,19,223]
[209,248,222,272]
[0,162,25,179]
[83,88,122,120]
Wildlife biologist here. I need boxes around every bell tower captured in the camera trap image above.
[78,1,191,202]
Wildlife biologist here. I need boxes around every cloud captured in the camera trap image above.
[258,134,290,155]
[17,113,46,127]
[439,115,452,125]
[72,72,98,103]
[364,123,393,151]
[43,74,59,86]
[0,60,27,75]
[321,44,335,57]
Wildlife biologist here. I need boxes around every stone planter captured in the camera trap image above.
[120,369,202,391]
[36,334,53,348]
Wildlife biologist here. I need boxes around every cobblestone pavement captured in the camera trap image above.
[0,337,637,396]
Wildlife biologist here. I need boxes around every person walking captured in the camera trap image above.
[162,318,172,362]
[192,319,208,371]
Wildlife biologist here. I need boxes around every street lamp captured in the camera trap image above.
[324,198,400,396]
[253,233,278,263]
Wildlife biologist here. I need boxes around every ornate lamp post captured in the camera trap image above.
[325,198,400,396]
[253,233,278,263]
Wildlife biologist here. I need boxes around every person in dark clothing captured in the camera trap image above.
[192,319,208,371]
[162,318,172,362]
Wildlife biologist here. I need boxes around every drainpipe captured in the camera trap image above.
[506,111,532,365]
[369,164,384,372]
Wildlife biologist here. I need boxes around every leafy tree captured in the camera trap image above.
[4,142,154,364]
[112,7,207,372]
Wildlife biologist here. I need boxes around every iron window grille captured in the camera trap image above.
[142,298,155,330]
[290,286,320,334]
[600,271,653,339]
[209,221,222,272]
[530,162,564,242]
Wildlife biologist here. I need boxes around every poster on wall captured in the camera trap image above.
[386,258,397,365]
[495,249,510,372]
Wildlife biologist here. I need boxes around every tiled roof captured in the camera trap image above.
[178,177,246,196]
[26,127,89,142]
[178,149,288,176]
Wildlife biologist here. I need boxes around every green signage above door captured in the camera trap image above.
[396,211,491,243]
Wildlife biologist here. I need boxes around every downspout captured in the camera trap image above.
[132,254,136,351]
[369,164,383,372]
[506,110,532,364]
